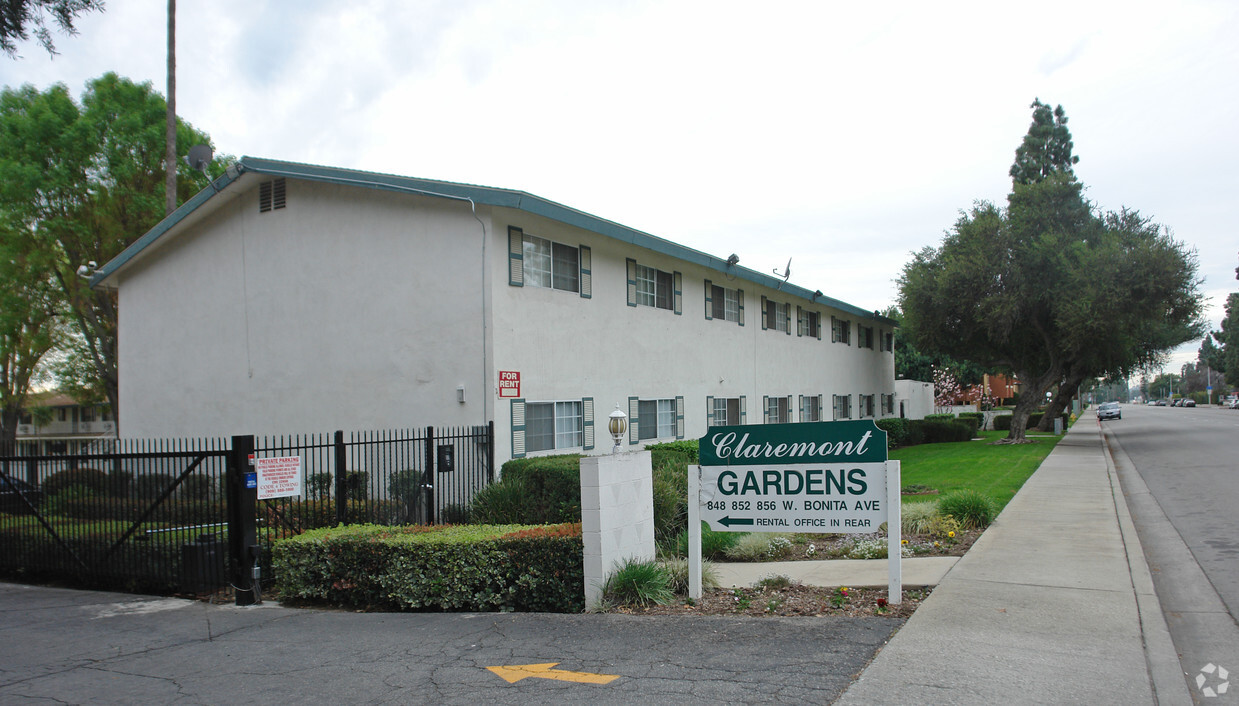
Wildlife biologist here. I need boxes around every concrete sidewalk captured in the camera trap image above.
[833,414,1191,705]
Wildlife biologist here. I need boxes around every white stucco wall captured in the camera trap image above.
[895,380,935,420]
[117,177,487,438]
[488,206,896,467]
[113,174,896,474]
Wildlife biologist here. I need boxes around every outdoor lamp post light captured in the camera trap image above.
[608,406,628,454]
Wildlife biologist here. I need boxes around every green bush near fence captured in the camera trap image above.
[273,522,584,612]
[469,449,693,547]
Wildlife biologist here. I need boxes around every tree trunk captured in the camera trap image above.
[1000,366,1062,443]
[0,406,19,456]
[1037,371,1086,431]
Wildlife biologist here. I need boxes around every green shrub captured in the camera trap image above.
[306,472,333,499]
[345,470,370,500]
[478,454,583,524]
[993,414,1013,431]
[108,469,133,498]
[134,473,177,500]
[903,420,926,446]
[42,467,110,497]
[754,573,795,590]
[875,418,910,449]
[273,522,584,612]
[938,490,998,529]
[659,556,720,594]
[386,469,423,504]
[600,557,673,608]
[469,477,536,525]
[723,533,792,561]
[923,413,956,422]
[675,522,743,559]
[439,503,470,524]
[646,440,700,463]
[901,501,940,535]
[954,414,981,436]
[651,456,689,546]
[918,420,973,444]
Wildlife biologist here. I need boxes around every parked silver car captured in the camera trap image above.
[1097,402,1121,420]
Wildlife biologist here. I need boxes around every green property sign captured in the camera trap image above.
[699,420,890,532]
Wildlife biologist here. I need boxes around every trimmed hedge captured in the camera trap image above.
[272,523,584,612]
[471,451,692,547]
[875,417,910,449]
[472,455,582,525]
[916,419,974,444]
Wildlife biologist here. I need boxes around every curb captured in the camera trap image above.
[1100,422,1193,705]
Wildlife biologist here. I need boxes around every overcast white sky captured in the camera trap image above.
[3,0,1235,378]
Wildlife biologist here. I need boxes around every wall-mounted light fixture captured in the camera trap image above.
[726,254,739,267]
[608,406,628,454]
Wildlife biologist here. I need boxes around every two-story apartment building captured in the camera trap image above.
[14,393,116,456]
[93,158,897,468]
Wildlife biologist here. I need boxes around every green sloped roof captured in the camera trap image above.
[94,156,894,324]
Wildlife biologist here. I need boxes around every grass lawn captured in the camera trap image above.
[893,429,1064,512]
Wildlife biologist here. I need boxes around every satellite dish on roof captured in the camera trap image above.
[185,144,213,172]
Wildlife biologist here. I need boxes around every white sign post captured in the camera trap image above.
[256,456,303,500]
[691,421,901,603]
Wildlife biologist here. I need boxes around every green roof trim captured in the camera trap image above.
[94,156,894,324]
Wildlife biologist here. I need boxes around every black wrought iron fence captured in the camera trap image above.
[0,423,494,598]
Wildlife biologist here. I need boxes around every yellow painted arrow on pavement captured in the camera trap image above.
[487,662,620,684]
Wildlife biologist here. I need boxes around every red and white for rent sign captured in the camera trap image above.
[499,371,521,398]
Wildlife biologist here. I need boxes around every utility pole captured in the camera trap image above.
[165,0,176,216]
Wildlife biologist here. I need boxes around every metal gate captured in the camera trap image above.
[0,423,494,599]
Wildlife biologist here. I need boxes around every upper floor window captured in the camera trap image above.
[832,316,852,344]
[860,326,875,349]
[508,226,592,297]
[762,296,791,334]
[626,259,682,313]
[881,331,894,352]
[798,308,821,339]
[705,281,744,324]
[523,235,579,292]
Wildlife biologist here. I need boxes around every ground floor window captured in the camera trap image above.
[833,394,852,420]
[765,395,790,423]
[709,396,744,426]
[525,401,583,452]
[859,394,876,418]
[637,398,677,440]
[801,394,822,422]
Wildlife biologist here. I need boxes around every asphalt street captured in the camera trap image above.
[1104,403,1239,701]
[0,582,901,704]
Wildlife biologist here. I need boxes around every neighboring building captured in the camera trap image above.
[14,393,116,456]
[94,157,897,468]
[894,380,934,420]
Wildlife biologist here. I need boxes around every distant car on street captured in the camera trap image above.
[1097,402,1122,420]
[1183,399,1196,407]
[1156,399,1168,406]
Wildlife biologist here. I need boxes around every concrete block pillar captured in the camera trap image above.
[580,451,655,610]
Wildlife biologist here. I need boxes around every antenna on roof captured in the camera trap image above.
[773,258,791,289]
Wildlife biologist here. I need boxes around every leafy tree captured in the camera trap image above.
[0,0,103,57]
[0,73,225,425]
[0,212,65,451]
[1205,255,1239,382]
[1010,98,1080,185]
[1033,207,1204,428]
[902,100,1203,442]
[883,305,985,385]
